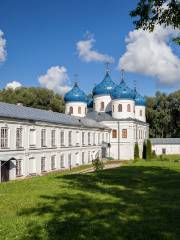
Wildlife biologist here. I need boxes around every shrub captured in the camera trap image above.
[92,157,104,171]
[142,141,147,159]
[106,157,114,161]
[134,143,139,160]
[146,139,152,160]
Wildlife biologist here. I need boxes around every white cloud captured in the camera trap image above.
[76,34,114,63]
[5,81,22,90]
[118,25,180,86]
[38,66,70,95]
[0,30,7,63]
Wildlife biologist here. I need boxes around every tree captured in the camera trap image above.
[142,141,147,159]
[146,139,152,160]
[0,87,65,113]
[134,143,140,159]
[130,0,180,44]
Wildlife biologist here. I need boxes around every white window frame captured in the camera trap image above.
[1,127,8,149]
[16,159,22,176]
[51,130,56,147]
[16,128,23,148]
[51,155,56,170]
[41,129,46,147]
[41,157,46,172]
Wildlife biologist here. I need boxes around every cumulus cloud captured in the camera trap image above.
[118,25,180,86]
[38,66,70,95]
[5,81,22,90]
[76,34,114,63]
[0,30,7,63]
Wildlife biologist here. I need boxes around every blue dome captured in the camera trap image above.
[64,82,87,103]
[134,90,146,106]
[111,80,134,100]
[92,72,117,96]
[87,97,93,108]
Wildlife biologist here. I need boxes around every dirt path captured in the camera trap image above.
[76,162,122,174]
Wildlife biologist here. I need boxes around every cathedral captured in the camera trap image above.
[64,69,148,160]
[0,68,148,182]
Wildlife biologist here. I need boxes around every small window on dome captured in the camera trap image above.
[100,102,104,111]
[112,105,114,112]
[140,110,142,116]
[94,103,95,109]
[118,104,122,112]
[78,106,81,114]
[69,106,73,114]
[127,104,131,112]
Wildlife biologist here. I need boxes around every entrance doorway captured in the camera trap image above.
[1,161,10,182]
[101,147,107,159]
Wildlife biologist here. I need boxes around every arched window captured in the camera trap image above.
[140,110,142,116]
[118,104,122,112]
[78,106,81,114]
[100,102,104,111]
[69,106,73,114]
[112,129,117,138]
[85,107,87,114]
[112,105,114,112]
[127,104,131,112]
[93,103,96,109]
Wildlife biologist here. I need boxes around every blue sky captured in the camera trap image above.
[0,0,179,96]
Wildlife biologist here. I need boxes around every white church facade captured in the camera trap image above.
[0,69,149,182]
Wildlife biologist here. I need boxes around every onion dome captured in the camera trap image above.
[87,98,93,108]
[134,89,146,106]
[111,79,134,100]
[92,72,117,96]
[64,82,87,103]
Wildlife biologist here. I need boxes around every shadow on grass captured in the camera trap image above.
[19,164,180,240]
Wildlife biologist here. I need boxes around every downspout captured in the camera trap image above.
[118,121,120,160]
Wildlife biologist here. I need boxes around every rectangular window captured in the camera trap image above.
[60,154,65,168]
[122,129,127,138]
[51,155,56,170]
[82,132,85,145]
[76,131,80,146]
[41,129,46,147]
[102,133,104,142]
[16,159,22,176]
[93,132,95,145]
[112,129,117,138]
[29,129,36,147]
[162,148,166,154]
[68,131,72,146]
[88,151,91,163]
[1,127,8,149]
[100,102,104,111]
[98,133,100,145]
[41,157,46,172]
[60,131,65,146]
[82,152,85,164]
[51,130,56,147]
[88,132,91,145]
[16,128,23,148]
[106,133,108,142]
[68,154,71,168]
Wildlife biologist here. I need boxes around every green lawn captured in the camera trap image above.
[1,160,180,240]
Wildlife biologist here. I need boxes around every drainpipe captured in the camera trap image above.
[118,121,120,160]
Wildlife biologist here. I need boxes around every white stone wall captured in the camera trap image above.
[0,119,109,181]
[102,120,149,160]
[93,95,112,112]
[135,106,146,122]
[111,99,135,119]
[65,102,87,117]
[152,144,180,155]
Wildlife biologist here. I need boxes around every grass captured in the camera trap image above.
[0,159,180,240]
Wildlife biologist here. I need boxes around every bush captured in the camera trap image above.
[157,154,170,161]
[134,143,139,160]
[146,139,152,160]
[92,157,104,171]
[106,157,114,161]
[142,141,146,159]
